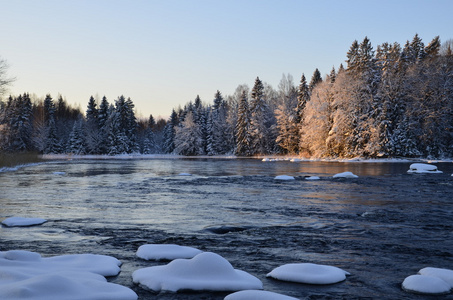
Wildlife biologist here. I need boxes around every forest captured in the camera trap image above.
[1,34,452,158]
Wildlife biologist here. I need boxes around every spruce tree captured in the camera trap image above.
[309,68,323,91]
[235,91,252,156]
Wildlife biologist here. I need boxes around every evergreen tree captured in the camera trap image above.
[309,68,322,91]
[275,74,298,154]
[249,77,271,154]
[162,109,178,153]
[43,94,61,154]
[85,96,100,153]
[67,118,86,154]
[235,91,252,156]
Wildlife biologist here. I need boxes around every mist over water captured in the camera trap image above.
[1,158,453,299]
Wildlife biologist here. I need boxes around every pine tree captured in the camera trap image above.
[43,94,61,154]
[249,77,271,154]
[85,96,100,153]
[162,109,178,153]
[67,118,86,154]
[309,68,322,91]
[235,91,252,156]
[275,74,298,154]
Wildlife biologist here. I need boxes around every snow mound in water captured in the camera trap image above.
[2,217,47,227]
[0,250,137,300]
[402,274,451,295]
[266,263,350,285]
[419,267,453,287]
[305,176,320,180]
[332,171,358,178]
[274,175,295,180]
[407,163,442,174]
[225,290,299,300]
[132,252,263,292]
[136,244,202,261]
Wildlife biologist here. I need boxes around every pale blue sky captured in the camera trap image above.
[1,0,452,119]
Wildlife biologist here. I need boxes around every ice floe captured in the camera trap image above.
[0,250,137,300]
[407,163,443,174]
[266,263,350,285]
[274,175,295,180]
[132,252,263,292]
[2,217,47,227]
[332,171,358,178]
[225,290,299,300]
[136,244,202,261]
[305,176,320,180]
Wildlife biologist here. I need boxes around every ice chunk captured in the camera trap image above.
[132,252,263,292]
[407,163,443,174]
[419,267,453,287]
[178,173,192,176]
[274,175,295,180]
[2,217,47,227]
[225,290,299,299]
[266,263,350,285]
[136,244,202,261]
[332,172,358,178]
[305,176,320,180]
[402,274,450,295]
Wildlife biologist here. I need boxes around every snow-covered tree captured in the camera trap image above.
[235,91,252,156]
[174,111,203,155]
[249,77,272,154]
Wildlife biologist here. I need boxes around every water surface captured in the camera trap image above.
[1,158,453,299]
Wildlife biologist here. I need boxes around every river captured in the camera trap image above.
[1,158,453,299]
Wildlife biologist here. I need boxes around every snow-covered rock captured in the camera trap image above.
[53,171,66,175]
[2,217,47,227]
[305,176,320,181]
[262,158,270,162]
[332,171,358,178]
[266,263,350,285]
[225,290,299,300]
[274,175,295,180]
[132,252,263,292]
[407,163,442,174]
[0,250,137,300]
[136,244,202,261]
[290,158,302,162]
[419,267,453,287]
[402,274,451,295]
[178,173,192,176]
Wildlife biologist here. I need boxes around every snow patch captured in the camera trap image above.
[419,267,453,287]
[52,171,66,175]
[402,275,451,295]
[132,252,262,292]
[274,175,295,180]
[332,171,358,178]
[305,176,320,180]
[266,263,350,285]
[0,250,137,300]
[136,244,202,261]
[407,163,442,174]
[225,290,299,300]
[2,217,47,227]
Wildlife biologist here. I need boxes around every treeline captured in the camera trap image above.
[1,34,452,158]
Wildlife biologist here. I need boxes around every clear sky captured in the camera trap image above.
[1,0,452,119]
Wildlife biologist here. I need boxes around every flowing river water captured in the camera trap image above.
[1,158,453,299]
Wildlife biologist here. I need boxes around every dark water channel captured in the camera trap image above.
[1,158,453,299]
